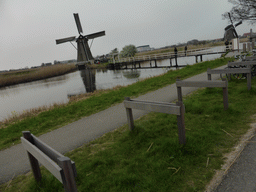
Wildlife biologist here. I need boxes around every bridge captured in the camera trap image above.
[107,47,228,70]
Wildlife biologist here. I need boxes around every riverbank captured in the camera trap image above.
[0,64,77,88]
[2,56,256,191]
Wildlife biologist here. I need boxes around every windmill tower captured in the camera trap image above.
[56,13,105,66]
[224,13,242,50]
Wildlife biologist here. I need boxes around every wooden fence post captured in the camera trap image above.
[222,79,229,110]
[176,80,182,102]
[176,101,186,144]
[247,71,252,90]
[124,97,135,131]
[207,68,212,80]
[22,131,42,182]
[58,157,78,192]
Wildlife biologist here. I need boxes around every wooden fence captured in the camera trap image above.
[123,97,186,144]
[207,68,251,90]
[227,61,255,68]
[21,131,77,192]
[176,79,229,110]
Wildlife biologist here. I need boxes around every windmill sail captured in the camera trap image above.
[86,31,105,39]
[56,36,76,44]
[74,13,83,34]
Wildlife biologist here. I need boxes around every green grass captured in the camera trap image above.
[2,74,256,191]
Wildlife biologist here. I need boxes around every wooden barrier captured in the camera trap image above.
[176,79,228,110]
[207,68,251,90]
[124,97,186,144]
[21,131,77,192]
[227,61,255,68]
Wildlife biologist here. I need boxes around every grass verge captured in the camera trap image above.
[0,57,233,150]
[1,72,256,191]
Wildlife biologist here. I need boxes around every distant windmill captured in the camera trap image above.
[56,13,105,64]
[224,12,242,42]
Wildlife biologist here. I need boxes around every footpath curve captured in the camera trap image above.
[0,62,232,185]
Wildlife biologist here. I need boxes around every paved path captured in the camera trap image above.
[214,134,256,192]
[0,53,240,185]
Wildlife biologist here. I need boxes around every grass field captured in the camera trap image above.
[1,64,256,191]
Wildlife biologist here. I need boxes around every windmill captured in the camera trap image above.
[224,12,242,42]
[56,13,105,66]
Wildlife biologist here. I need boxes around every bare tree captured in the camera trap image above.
[223,0,256,24]
[120,45,137,58]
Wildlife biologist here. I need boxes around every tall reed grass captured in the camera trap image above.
[0,64,77,88]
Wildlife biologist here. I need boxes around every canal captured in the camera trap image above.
[0,46,225,121]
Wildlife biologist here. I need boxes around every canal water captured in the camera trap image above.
[0,46,226,121]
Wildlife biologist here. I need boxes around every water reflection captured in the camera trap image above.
[123,70,141,79]
[80,69,96,93]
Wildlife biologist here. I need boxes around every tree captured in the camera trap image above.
[109,48,119,59]
[120,45,137,58]
[223,0,256,24]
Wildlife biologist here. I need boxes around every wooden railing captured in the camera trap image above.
[207,68,251,90]
[109,47,218,64]
[176,79,229,110]
[21,131,77,192]
[124,97,186,144]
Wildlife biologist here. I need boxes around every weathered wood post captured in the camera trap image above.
[155,59,157,67]
[207,68,212,80]
[247,69,252,90]
[22,131,42,182]
[176,80,183,102]
[222,79,229,110]
[200,55,203,62]
[176,101,186,145]
[124,97,135,131]
[170,58,172,67]
[195,55,198,63]
[58,157,78,192]
[175,57,178,68]
[243,43,246,52]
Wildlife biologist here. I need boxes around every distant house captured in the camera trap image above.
[136,45,151,52]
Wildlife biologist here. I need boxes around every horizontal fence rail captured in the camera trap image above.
[176,79,228,110]
[227,61,256,67]
[21,131,77,192]
[176,80,228,88]
[123,99,181,115]
[124,97,186,144]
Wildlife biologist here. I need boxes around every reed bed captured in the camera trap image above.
[0,64,77,88]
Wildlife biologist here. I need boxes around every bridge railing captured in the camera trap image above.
[109,47,215,64]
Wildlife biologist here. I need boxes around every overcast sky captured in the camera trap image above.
[0,0,255,71]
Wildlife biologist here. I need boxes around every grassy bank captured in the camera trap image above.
[2,67,256,191]
[0,64,77,88]
[0,57,233,151]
